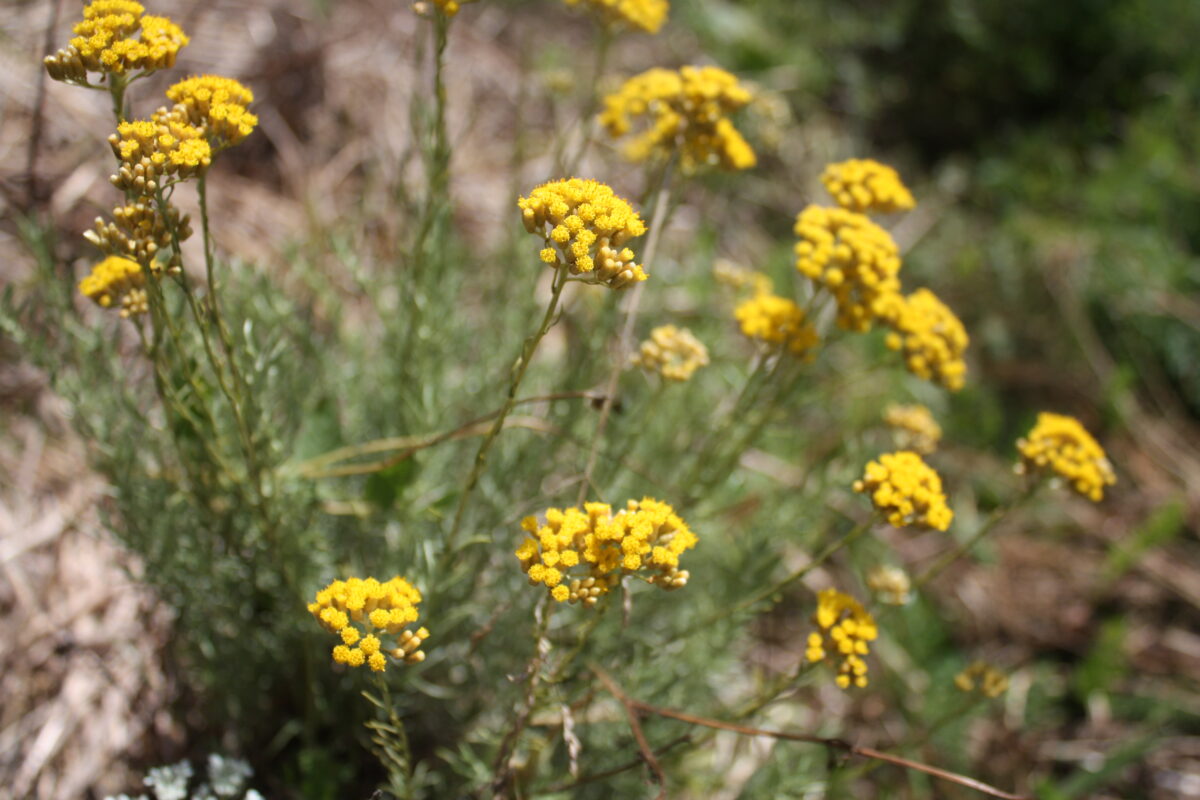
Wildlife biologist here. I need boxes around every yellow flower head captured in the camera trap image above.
[45,1,188,84]
[563,0,669,33]
[880,289,969,392]
[1016,412,1115,501]
[599,66,756,171]
[308,576,430,671]
[821,159,916,215]
[519,178,648,288]
[516,498,697,606]
[712,259,773,296]
[78,255,147,318]
[793,204,903,332]
[883,403,942,454]
[166,75,258,147]
[866,564,912,606]
[734,292,819,359]
[108,109,212,195]
[631,325,709,382]
[954,662,1009,698]
[806,589,878,689]
[854,451,953,531]
[84,200,192,274]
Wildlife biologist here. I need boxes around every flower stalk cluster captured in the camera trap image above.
[44,1,187,86]
[854,451,953,531]
[516,499,698,605]
[631,324,709,381]
[519,178,649,288]
[600,66,756,171]
[796,160,969,389]
[883,404,942,454]
[309,577,431,672]
[806,589,879,689]
[1016,412,1115,501]
[734,292,819,359]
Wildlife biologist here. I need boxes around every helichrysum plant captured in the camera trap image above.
[599,65,757,170]
[884,403,942,454]
[805,589,879,689]
[854,450,954,531]
[515,499,697,605]
[821,158,917,214]
[954,662,1010,698]
[25,0,1125,794]
[631,324,710,381]
[734,291,820,358]
[308,577,431,672]
[519,177,649,288]
[1016,412,1116,501]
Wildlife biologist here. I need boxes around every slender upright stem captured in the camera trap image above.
[107,75,127,123]
[446,264,571,555]
[562,24,613,175]
[577,153,677,505]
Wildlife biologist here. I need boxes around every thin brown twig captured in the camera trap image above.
[540,735,691,794]
[592,667,667,798]
[590,666,1032,800]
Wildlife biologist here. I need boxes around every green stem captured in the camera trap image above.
[576,152,677,505]
[913,481,1042,590]
[445,263,571,556]
[107,75,127,123]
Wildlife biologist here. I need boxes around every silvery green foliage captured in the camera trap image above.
[105,756,261,800]
[144,761,193,800]
[207,754,253,798]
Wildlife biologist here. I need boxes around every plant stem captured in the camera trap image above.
[446,263,570,555]
[576,152,677,505]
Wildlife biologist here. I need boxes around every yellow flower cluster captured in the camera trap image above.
[84,200,192,275]
[881,290,969,391]
[108,112,212,194]
[821,159,916,215]
[793,205,903,332]
[883,403,942,454]
[45,1,188,84]
[954,662,1009,698]
[78,256,148,318]
[519,178,648,288]
[599,66,756,171]
[308,577,430,672]
[166,76,259,147]
[631,325,709,381]
[805,589,878,689]
[515,499,697,606]
[563,0,669,33]
[866,564,912,606]
[1016,412,1115,501]
[734,292,819,359]
[854,451,953,531]
[712,259,773,296]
